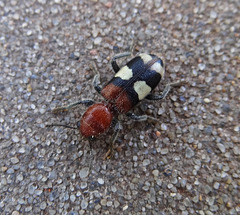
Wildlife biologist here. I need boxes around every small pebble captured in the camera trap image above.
[217,143,226,153]
[81,199,88,209]
[143,159,150,166]
[70,195,76,202]
[97,178,104,185]
[12,135,20,143]
[161,148,169,155]
[100,199,107,206]
[204,98,211,103]
[213,182,220,190]
[198,64,206,70]
[185,147,195,158]
[114,200,120,208]
[161,123,168,131]
[11,157,19,164]
[79,167,89,179]
[233,146,239,155]
[94,37,102,45]
[123,205,128,211]
[210,11,217,19]
[40,201,47,210]
[152,170,159,177]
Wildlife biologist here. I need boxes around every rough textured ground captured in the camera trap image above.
[0,0,239,214]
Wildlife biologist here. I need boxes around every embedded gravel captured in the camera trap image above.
[0,0,239,215]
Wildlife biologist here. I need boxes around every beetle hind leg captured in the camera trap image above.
[146,79,186,101]
[126,112,157,122]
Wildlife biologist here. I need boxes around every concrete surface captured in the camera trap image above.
[0,0,239,214]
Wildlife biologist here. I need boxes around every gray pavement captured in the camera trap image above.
[0,0,239,214]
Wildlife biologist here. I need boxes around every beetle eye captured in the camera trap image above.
[89,136,96,141]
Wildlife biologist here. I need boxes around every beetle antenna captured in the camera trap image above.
[46,124,78,130]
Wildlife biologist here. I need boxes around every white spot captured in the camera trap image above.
[151,62,165,78]
[140,53,165,78]
[115,66,133,80]
[134,81,152,100]
[139,53,152,64]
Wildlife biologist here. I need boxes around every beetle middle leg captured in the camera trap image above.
[111,52,132,73]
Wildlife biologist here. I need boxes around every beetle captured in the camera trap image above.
[49,49,182,158]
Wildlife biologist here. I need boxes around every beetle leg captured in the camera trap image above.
[111,39,136,73]
[126,112,148,121]
[90,62,102,94]
[146,85,171,100]
[111,52,132,73]
[126,112,157,121]
[146,80,185,100]
[52,99,95,113]
[46,123,78,129]
[104,120,122,159]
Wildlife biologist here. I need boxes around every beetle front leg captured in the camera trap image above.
[52,100,95,114]
[104,120,122,159]
[90,62,102,94]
